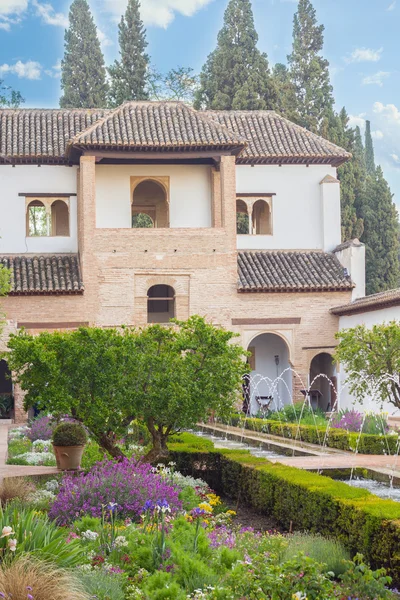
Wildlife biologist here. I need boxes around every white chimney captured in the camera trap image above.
[334,239,366,300]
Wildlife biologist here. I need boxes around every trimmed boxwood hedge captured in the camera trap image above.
[228,415,398,455]
[169,433,400,583]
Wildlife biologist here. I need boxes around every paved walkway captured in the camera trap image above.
[201,423,400,479]
[0,424,59,483]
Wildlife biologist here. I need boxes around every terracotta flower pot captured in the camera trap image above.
[53,445,85,470]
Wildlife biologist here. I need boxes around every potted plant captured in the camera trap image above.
[52,422,88,470]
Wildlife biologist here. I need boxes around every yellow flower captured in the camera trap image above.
[206,494,221,507]
[198,502,213,513]
[226,510,236,516]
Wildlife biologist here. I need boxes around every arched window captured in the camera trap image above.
[27,200,48,237]
[132,180,169,228]
[147,285,175,323]
[51,200,70,236]
[236,199,249,234]
[252,200,272,235]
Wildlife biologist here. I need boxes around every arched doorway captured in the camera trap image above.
[132,180,169,228]
[309,353,337,412]
[252,200,272,235]
[246,333,292,415]
[147,285,175,323]
[236,199,249,234]
[0,360,13,419]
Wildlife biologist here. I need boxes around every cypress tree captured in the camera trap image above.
[271,63,299,121]
[365,120,376,175]
[353,126,367,222]
[287,0,334,133]
[363,167,400,294]
[60,0,108,108]
[194,0,276,110]
[108,0,149,107]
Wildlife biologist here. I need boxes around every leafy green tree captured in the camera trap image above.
[287,0,334,133]
[0,80,24,108]
[365,120,376,175]
[194,0,276,110]
[271,63,299,121]
[362,167,400,294]
[149,66,199,104]
[60,0,108,108]
[108,0,149,107]
[7,317,246,462]
[335,323,400,409]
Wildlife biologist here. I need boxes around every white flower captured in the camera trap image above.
[8,538,17,552]
[45,479,59,492]
[13,452,56,466]
[81,530,99,541]
[1,526,14,538]
[114,535,128,548]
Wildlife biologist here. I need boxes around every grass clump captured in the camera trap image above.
[0,478,35,505]
[0,557,88,600]
[282,532,350,575]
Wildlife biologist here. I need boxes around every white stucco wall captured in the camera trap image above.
[339,306,400,415]
[0,165,78,254]
[335,243,366,300]
[236,164,338,250]
[95,164,212,229]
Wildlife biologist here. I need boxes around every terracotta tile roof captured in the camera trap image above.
[331,288,400,316]
[0,109,108,163]
[237,250,353,292]
[0,255,84,295]
[0,103,350,165]
[69,102,247,153]
[206,110,351,166]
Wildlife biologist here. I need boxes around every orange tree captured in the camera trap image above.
[6,316,247,461]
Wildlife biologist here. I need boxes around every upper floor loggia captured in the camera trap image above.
[0,102,351,255]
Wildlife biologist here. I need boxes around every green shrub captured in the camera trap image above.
[282,532,351,575]
[169,439,400,584]
[227,416,398,455]
[81,440,108,469]
[7,438,32,459]
[52,422,88,447]
[79,570,126,600]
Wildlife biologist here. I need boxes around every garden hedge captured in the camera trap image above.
[227,415,398,455]
[169,434,400,583]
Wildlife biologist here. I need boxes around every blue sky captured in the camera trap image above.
[1,0,399,206]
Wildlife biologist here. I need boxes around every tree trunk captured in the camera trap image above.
[143,426,169,464]
[98,433,126,461]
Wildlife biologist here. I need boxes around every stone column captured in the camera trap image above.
[13,381,28,424]
[211,167,222,228]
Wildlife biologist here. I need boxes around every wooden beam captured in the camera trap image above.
[232,318,301,325]
[82,150,231,161]
[236,192,276,197]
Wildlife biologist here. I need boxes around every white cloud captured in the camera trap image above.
[0,21,10,30]
[345,47,383,64]
[98,28,113,48]
[373,102,400,123]
[44,59,61,78]
[348,113,366,129]
[32,0,68,27]
[372,130,384,140]
[100,0,215,28]
[0,0,28,15]
[387,1,396,10]
[0,59,41,80]
[362,71,390,87]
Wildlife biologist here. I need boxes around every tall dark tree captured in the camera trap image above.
[60,0,108,108]
[363,167,399,294]
[194,0,276,110]
[108,0,149,107]
[271,63,298,121]
[287,0,334,133]
[365,120,376,175]
[353,126,367,222]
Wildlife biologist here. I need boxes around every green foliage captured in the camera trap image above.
[194,0,276,110]
[335,322,400,409]
[365,120,376,175]
[7,317,246,461]
[287,0,333,133]
[60,0,108,108]
[7,438,32,459]
[149,67,199,104]
[282,532,350,575]
[340,554,393,599]
[79,570,126,600]
[170,442,400,583]
[271,63,299,122]
[108,0,149,106]
[362,167,400,294]
[0,503,84,568]
[81,440,109,470]
[52,422,88,447]
[0,80,24,108]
